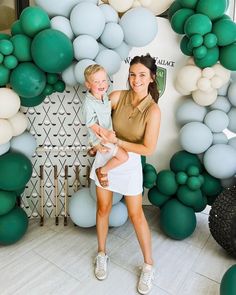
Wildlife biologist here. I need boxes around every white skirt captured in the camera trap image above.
[90,148,143,196]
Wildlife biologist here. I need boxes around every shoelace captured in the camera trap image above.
[140,268,154,286]
[96,255,107,271]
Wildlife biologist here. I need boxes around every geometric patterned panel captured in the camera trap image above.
[20,85,94,219]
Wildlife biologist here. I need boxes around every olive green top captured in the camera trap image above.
[112,90,155,144]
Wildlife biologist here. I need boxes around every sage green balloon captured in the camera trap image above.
[0,152,32,191]
[148,186,170,208]
[180,35,192,56]
[0,207,28,245]
[20,93,46,107]
[170,150,202,173]
[184,14,212,37]
[0,190,17,216]
[156,170,178,195]
[11,20,24,36]
[201,172,222,197]
[220,265,236,295]
[196,0,227,21]
[194,46,219,68]
[20,6,50,37]
[171,8,194,34]
[220,43,236,71]
[0,64,10,86]
[11,34,32,62]
[212,19,236,46]
[10,62,46,98]
[160,199,196,240]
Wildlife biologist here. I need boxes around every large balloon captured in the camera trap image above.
[220,265,236,295]
[10,131,37,159]
[0,190,17,216]
[0,88,20,119]
[220,43,236,71]
[109,201,128,227]
[196,0,227,21]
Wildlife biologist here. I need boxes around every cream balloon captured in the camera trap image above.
[211,76,224,89]
[140,0,152,6]
[109,0,133,12]
[0,88,20,119]
[132,0,141,8]
[0,119,13,145]
[174,80,191,95]
[8,112,28,136]
[145,0,174,15]
[212,64,231,85]
[197,77,213,92]
[192,89,217,106]
[202,67,215,79]
[176,65,202,92]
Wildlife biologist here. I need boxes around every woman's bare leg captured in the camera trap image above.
[96,186,113,253]
[125,195,153,265]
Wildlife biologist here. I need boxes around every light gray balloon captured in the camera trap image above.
[89,180,123,205]
[62,62,78,86]
[109,201,128,227]
[227,108,236,133]
[114,41,131,60]
[217,81,230,96]
[203,144,236,179]
[209,95,231,113]
[99,4,119,23]
[180,122,213,154]
[204,110,229,132]
[100,22,124,49]
[228,137,236,149]
[231,71,236,82]
[0,141,10,156]
[50,16,74,40]
[212,132,228,144]
[227,82,236,107]
[10,131,37,158]
[176,99,207,126]
[74,59,96,84]
[73,35,99,60]
[95,49,121,75]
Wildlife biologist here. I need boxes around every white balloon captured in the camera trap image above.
[0,119,13,145]
[109,0,133,12]
[202,67,215,79]
[140,0,152,6]
[62,62,78,86]
[197,77,213,92]
[50,16,74,40]
[146,0,174,15]
[211,76,224,89]
[8,112,28,136]
[212,63,231,85]
[192,89,217,106]
[0,88,20,119]
[176,65,202,92]
[132,0,142,8]
[174,80,191,95]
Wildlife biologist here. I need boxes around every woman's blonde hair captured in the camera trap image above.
[84,64,106,82]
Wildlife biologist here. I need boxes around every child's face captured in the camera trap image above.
[86,70,108,98]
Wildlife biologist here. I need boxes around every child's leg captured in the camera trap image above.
[100,146,128,174]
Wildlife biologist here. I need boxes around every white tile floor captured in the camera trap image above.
[0,206,235,295]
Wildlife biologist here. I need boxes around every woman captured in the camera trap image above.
[90,54,161,295]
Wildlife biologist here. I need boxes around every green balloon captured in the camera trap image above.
[190,34,203,48]
[187,165,200,176]
[47,73,58,85]
[160,199,196,240]
[148,186,171,208]
[204,33,218,48]
[220,264,236,295]
[0,207,28,245]
[10,62,46,98]
[0,53,3,63]
[187,176,202,190]
[42,84,54,96]
[176,171,188,184]
[143,170,157,188]
[184,14,212,37]
[220,43,236,71]
[11,20,24,36]
[170,150,202,173]
[171,8,195,34]
[3,55,18,70]
[31,29,73,73]
[196,0,227,21]
[180,35,193,56]
[0,190,17,216]
[213,19,236,46]
[141,156,146,168]
[11,34,32,62]
[168,1,183,20]
[193,45,207,59]
[20,93,46,107]
[178,0,198,9]
[177,185,203,208]
[201,172,222,196]
[0,152,32,191]
[156,170,178,195]
[206,194,218,205]
[143,163,156,173]
[0,34,10,41]
[0,64,10,86]
[54,80,66,93]
[0,39,14,55]
[194,46,219,68]
[193,194,207,212]
[20,6,50,38]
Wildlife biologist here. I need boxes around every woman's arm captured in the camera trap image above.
[109,90,122,110]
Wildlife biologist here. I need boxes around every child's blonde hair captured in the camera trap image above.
[84,64,106,82]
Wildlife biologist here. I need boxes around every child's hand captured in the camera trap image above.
[94,143,110,153]
[99,129,117,144]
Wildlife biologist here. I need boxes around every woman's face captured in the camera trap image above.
[128,63,153,95]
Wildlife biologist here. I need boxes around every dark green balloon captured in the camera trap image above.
[168,1,183,20]
[0,190,17,216]
[177,185,203,208]
[193,194,207,212]
[148,186,170,208]
[0,207,28,245]
[196,0,227,21]
[187,165,200,176]
[176,171,188,184]
[180,35,193,56]
[42,84,54,96]
[10,62,46,98]
[178,0,198,9]
[20,6,50,38]
[220,43,236,71]
[160,199,196,240]
[171,8,195,34]
[190,34,203,48]
[220,264,236,295]
[141,156,146,168]
[156,170,178,195]
[194,46,219,68]
[193,45,207,59]
[0,34,10,41]
[187,176,202,190]
[20,93,46,107]
[143,171,157,189]
[3,55,18,70]
[143,163,156,173]
[184,14,212,37]
[0,64,10,86]
[47,73,58,85]
[206,194,218,206]
[170,150,202,173]
[54,80,66,93]
[0,152,32,191]
[31,29,73,73]
[212,19,236,46]
[11,34,32,62]
[0,39,14,55]
[204,33,218,48]
[201,172,222,196]
[11,20,24,36]
[0,53,3,63]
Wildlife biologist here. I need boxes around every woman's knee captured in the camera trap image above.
[128,209,144,224]
[97,203,112,217]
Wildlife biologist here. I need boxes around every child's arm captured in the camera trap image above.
[90,124,115,141]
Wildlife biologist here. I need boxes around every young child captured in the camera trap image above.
[82,64,128,187]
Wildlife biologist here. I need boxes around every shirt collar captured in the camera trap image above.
[86,91,109,102]
[127,91,153,113]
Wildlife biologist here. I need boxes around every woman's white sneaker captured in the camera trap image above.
[138,263,155,294]
[94,252,109,280]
